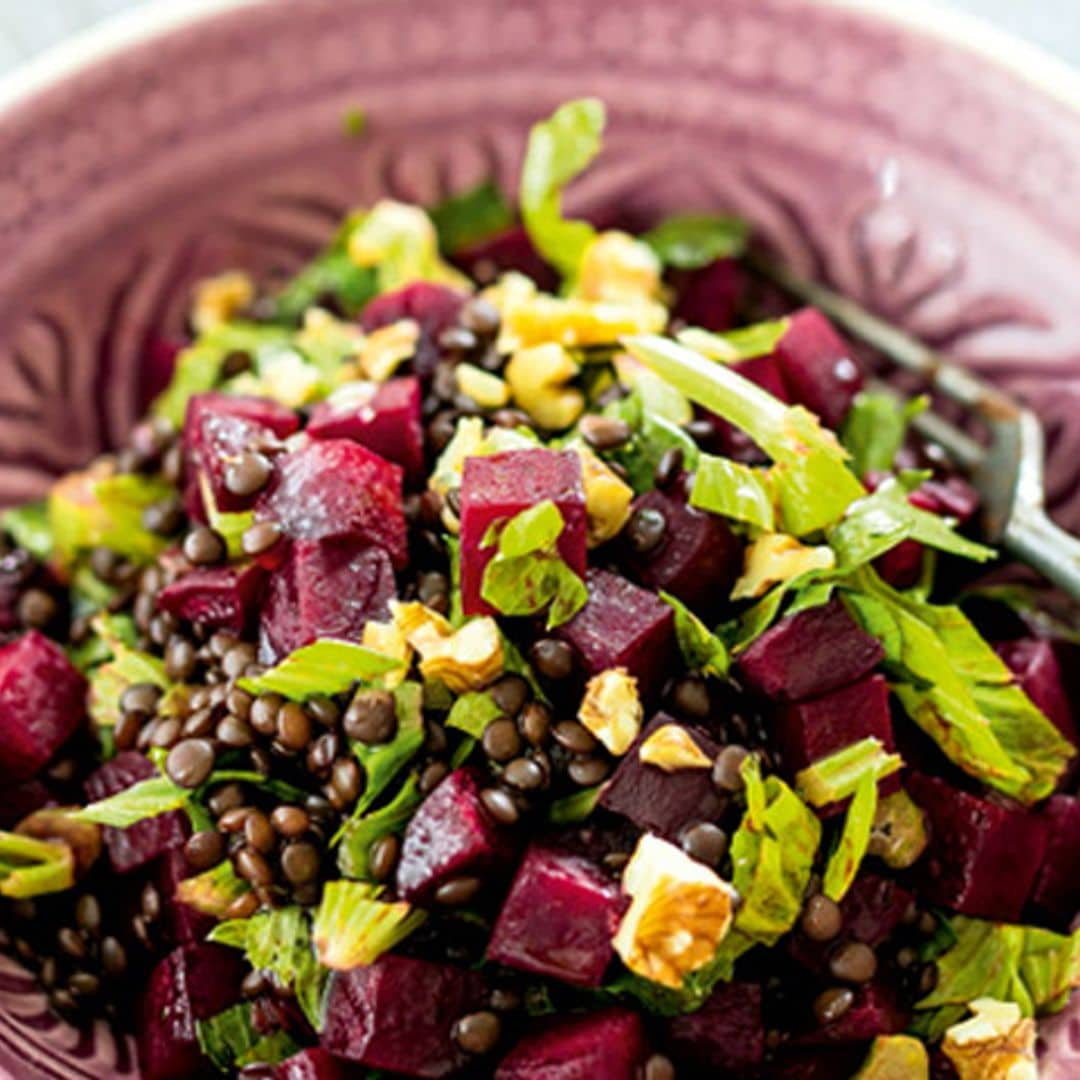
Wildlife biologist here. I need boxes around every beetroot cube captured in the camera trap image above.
[460,449,587,617]
[554,570,675,698]
[913,477,980,522]
[769,1050,868,1079]
[875,538,925,590]
[800,984,907,1044]
[307,376,424,481]
[275,1049,350,1079]
[182,392,300,519]
[157,562,265,634]
[255,438,407,568]
[321,954,486,1078]
[776,675,894,773]
[771,308,863,428]
[452,225,558,293]
[140,336,183,411]
[487,845,622,988]
[362,282,466,379]
[0,631,87,782]
[157,849,215,946]
[1031,795,1080,925]
[137,943,246,1080]
[0,779,53,827]
[738,599,884,703]
[258,538,395,664]
[85,751,188,873]
[495,1008,647,1080]
[623,488,741,614]
[995,639,1078,748]
[599,713,726,840]
[396,768,513,903]
[670,258,742,331]
[908,772,1048,921]
[667,982,764,1072]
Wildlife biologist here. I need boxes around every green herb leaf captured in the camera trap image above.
[238,639,403,700]
[795,737,903,808]
[153,322,294,425]
[843,575,1074,804]
[642,213,749,269]
[547,785,603,825]
[88,639,170,729]
[1,501,52,560]
[822,770,878,902]
[196,1003,259,1073]
[677,319,790,363]
[198,473,254,559]
[276,250,376,325]
[728,756,821,948]
[623,335,864,535]
[349,683,425,816]
[0,831,75,898]
[829,476,995,569]
[446,691,503,738]
[913,917,1080,1039]
[430,180,514,255]
[73,776,188,828]
[313,880,426,969]
[479,502,588,629]
[178,859,249,916]
[519,98,605,279]
[601,391,700,494]
[336,776,422,877]
[690,455,775,531]
[660,591,729,678]
[841,392,928,477]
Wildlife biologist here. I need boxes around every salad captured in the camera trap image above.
[0,97,1077,1080]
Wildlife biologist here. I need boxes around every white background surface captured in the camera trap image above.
[0,0,1078,75]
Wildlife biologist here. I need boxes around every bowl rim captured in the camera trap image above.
[0,0,1079,119]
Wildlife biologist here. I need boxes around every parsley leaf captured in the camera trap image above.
[430,180,514,255]
[642,213,749,269]
[841,391,928,477]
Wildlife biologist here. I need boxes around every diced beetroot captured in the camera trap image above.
[600,713,725,839]
[995,639,1078,748]
[554,569,675,699]
[361,282,467,380]
[622,487,741,614]
[771,307,863,428]
[157,562,265,634]
[0,779,53,827]
[670,258,743,331]
[738,599,884,703]
[182,392,300,520]
[157,849,215,946]
[875,538,925,590]
[913,477,980,522]
[667,981,764,1071]
[0,631,87,782]
[140,336,184,412]
[792,875,913,971]
[307,376,424,481]
[452,225,558,293]
[85,751,188,874]
[768,1048,868,1079]
[495,1008,647,1080]
[275,1049,350,1079]
[776,675,894,774]
[713,353,792,462]
[321,954,486,1077]
[258,538,395,664]
[1031,795,1080,925]
[800,983,908,1045]
[255,439,407,568]
[908,772,1048,921]
[396,768,514,903]
[460,449,587,617]
[487,845,622,987]
[137,943,246,1080]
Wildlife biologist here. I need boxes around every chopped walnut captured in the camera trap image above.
[578,667,643,756]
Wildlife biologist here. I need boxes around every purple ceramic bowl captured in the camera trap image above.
[1,0,1079,1075]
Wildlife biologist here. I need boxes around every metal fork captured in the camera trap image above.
[753,259,1080,600]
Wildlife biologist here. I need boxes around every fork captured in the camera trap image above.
[752,259,1080,600]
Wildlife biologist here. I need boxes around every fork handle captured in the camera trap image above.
[1004,506,1080,600]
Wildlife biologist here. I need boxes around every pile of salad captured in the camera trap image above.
[0,98,1077,1080]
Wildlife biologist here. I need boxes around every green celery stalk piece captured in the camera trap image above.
[0,831,75,898]
[238,639,403,700]
[547,785,603,825]
[313,880,426,969]
[690,455,775,531]
[841,392,928,476]
[822,770,878,902]
[73,776,188,828]
[349,683,425,816]
[795,737,903,808]
[336,775,422,876]
[0,501,52,560]
[676,318,788,363]
[446,691,503,738]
